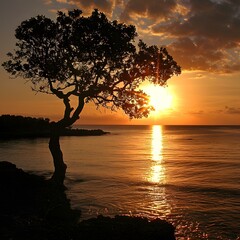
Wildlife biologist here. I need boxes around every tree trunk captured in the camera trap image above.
[47,96,85,186]
[49,130,67,186]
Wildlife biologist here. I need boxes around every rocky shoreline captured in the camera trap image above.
[0,115,109,139]
[0,128,109,139]
[0,161,176,240]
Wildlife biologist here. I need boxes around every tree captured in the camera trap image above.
[2,9,181,186]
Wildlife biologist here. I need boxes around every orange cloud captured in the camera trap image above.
[225,106,240,115]
[120,0,177,21]
[43,0,240,73]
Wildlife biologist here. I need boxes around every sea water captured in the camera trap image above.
[0,125,240,240]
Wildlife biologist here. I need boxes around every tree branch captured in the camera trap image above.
[57,95,85,128]
[48,79,65,99]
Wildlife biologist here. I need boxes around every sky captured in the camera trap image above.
[0,0,240,125]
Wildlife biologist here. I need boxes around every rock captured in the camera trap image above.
[0,161,176,240]
[0,161,45,215]
[76,215,176,240]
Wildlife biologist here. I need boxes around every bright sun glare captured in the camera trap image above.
[144,85,173,112]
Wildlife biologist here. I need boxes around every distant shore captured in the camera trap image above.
[0,128,109,139]
[0,114,109,139]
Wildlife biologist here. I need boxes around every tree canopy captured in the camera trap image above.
[3,9,181,127]
[2,9,181,185]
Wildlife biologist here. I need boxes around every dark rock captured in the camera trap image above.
[76,215,176,240]
[0,161,176,240]
[0,161,80,239]
[0,161,45,215]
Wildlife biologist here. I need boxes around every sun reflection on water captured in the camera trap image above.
[150,125,165,183]
[144,125,171,219]
[152,125,163,161]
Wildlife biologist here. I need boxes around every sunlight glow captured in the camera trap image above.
[149,125,165,183]
[144,85,173,112]
[152,125,163,162]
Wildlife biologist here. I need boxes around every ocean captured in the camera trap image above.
[0,125,240,240]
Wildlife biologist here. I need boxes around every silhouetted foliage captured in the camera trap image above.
[0,114,107,138]
[2,9,181,185]
[0,114,50,131]
[3,9,181,123]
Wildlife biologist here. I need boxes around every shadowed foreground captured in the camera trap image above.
[0,161,176,240]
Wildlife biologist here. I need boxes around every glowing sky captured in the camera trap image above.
[0,0,240,125]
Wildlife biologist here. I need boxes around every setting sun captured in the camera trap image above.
[144,85,173,112]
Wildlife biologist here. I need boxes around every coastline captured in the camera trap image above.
[0,161,176,240]
[0,128,109,139]
[0,114,109,139]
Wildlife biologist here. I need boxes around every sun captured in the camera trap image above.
[143,85,173,112]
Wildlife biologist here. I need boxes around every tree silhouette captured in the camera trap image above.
[2,9,181,186]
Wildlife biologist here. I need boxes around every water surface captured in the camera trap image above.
[1,125,240,240]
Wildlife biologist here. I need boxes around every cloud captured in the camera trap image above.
[188,110,205,115]
[119,0,240,73]
[120,0,178,21]
[225,106,240,114]
[52,0,115,15]
[44,0,53,4]
[151,0,240,72]
[43,0,240,73]
[155,0,240,43]
[213,106,240,115]
[74,0,113,12]
[166,37,223,71]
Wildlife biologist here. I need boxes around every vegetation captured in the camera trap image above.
[2,9,181,186]
[0,114,50,131]
[0,114,107,138]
